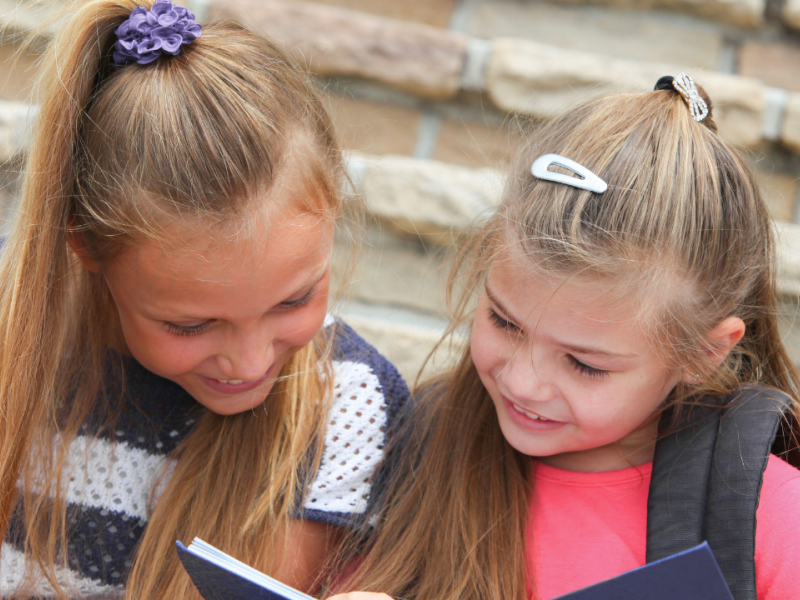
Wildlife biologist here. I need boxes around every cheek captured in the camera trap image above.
[470,314,504,383]
[124,323,211,377]
[274,299,329,350]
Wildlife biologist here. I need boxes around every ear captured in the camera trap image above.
[67,231,101,273]
[683,316,745,384]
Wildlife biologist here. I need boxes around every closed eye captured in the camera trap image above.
[165,321,210,336]
[567,355,608,379]
[278,288,316,310]
[488,307,523,334]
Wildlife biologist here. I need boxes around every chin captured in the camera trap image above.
[198,393,269,416]
[190,379,277,416]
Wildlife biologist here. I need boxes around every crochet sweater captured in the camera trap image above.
[1,319,409,599]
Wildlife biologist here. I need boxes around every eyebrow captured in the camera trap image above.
[484,283,635,359]
[168,266,328,321]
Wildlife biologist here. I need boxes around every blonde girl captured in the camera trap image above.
[333,76,800,600]
[0,1,408,598]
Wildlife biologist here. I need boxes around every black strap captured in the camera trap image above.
[646,386,791,600]
[704,387,791,600]
[646,402,721,559]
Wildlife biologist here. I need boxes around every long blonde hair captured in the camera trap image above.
[0,1,344,598]
[341,86,800,600]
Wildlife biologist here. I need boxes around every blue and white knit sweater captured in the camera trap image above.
[1,319,409,599]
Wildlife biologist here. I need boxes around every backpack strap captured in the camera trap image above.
[646,402,721,559]
[646,385,791,600]
[704,387,791,600]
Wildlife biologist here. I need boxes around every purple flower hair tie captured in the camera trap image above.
[113,0,202,65]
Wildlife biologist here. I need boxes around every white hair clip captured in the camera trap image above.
[671,73,709,122]
[531,154,608,194]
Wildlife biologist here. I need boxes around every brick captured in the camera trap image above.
[433,117,524,171]
[326,95,421,156]
[739,41,800,93]
[755,168,798,222]
[333,221,453,316]
[211,0,467,100]
[467,0,722,70]
[306,0,457,28]
[784,0,800,31]
[0,42,40,103]
[354,154,502,239]
[486,38,765,148]
[548,0,764,28]
[783,93,800,155]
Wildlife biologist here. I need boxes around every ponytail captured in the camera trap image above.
[0,0,137,566]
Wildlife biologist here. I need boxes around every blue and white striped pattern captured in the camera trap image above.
[2,319,409,597]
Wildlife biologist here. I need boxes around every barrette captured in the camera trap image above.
[531,154,608,194]
[655,73,708,122]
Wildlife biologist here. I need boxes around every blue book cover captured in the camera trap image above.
[177,539,734,600]
[176,539,316,600]
[554,542,733,599]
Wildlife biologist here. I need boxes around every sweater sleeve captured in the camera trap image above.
[298,319,410,528]
[755,454,800,600]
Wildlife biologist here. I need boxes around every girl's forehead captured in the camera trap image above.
[487,247,650,327]
[109,210,334,291]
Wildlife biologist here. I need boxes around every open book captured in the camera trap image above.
[176,538,734,600]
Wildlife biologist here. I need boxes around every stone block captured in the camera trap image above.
[307,0,457,28]
[433,117,523,171]
[0,0,63,44]
[755,168,798,223]
[778,298,800,366]
[466,1,722,70]
[352,154,503,238]
[0,100,35,163]
[332,221,454,317]
[210,0,467,100]
[784,0,800,31]
[775,221,800,298]
[0,42,40,103]
[486,38,765,148]
[325,95,421,156]
[549,0,764,28]
[343,313,460,383]
[782,93,800,155]
[739,42,800,93]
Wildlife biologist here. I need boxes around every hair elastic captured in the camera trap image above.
[531,154,608,194]
[113,0,202,65]
[654,73,709,122]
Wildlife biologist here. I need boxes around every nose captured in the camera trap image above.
[500,347,558,404]
[217,326,275,382]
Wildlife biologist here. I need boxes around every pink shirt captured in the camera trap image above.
[529,455,800,600]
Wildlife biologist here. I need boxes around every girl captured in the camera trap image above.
[0,1,408,599]
[334,75,800,600]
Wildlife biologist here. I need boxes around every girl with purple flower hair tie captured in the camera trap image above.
[0,1,410,599]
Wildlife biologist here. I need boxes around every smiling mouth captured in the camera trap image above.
[198,368,273,395]
[510,403,552,421]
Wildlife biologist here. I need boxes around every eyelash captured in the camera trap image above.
[487,308,609,379]
[567,355,609,379]
[165,290,317,336]
[488,308,522,333]
[278,289,316,310]
[166,322,210,337]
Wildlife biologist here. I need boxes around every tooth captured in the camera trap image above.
[229,380,244,384]
[513,404,539,420]
[218,380,228,384]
